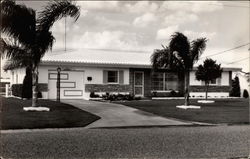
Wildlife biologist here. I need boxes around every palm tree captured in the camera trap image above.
[151,32,207,106]
[1,0,80,106]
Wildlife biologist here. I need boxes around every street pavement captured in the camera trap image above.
[1,125,250,158]
[62,100,193,128]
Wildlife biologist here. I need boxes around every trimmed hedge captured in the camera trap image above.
[11,84,23,97]
[11,84,46,98]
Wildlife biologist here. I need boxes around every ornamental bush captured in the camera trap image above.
[230,76,241,97]
[11,84,23,97]
[243,89,249,98]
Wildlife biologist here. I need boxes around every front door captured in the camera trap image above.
[134,72,144,96]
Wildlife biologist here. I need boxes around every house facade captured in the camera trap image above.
[9,49,241,99]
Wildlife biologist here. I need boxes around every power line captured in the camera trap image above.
[211,3,250,9]
[200,43,250,59]
[184,1,250,9]
[226,56,250,64]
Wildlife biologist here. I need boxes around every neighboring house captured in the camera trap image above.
[234,71,250,97]
[9,49,241,100]
[0,77,10,96]
[1,58,11,96]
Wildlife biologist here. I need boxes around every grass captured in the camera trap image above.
[115,98,249,124]
[0,97,100,130]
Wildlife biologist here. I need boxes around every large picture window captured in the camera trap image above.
[152,72,178,91]
[152,72,164,91]
[165,73,178,90]
[107,71,118,83]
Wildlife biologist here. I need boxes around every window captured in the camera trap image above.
[152,72,164,90]
[202,78,221,85]
[165,73,178,90]
[107,71,118,83]
[152,72,178,91]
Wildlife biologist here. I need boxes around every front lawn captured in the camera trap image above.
[116,98,249,124]
[0,97,100,130]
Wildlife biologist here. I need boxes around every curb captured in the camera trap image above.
[0,123,221,133]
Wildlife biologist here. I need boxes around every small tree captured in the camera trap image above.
[195,58,222,100]
[230,76,241,97]
[243,89,249,98]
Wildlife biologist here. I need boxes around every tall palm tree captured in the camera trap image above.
[151,32,207,106]
[1,0,80,106]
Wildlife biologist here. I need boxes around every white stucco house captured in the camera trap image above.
[9,49,241,100]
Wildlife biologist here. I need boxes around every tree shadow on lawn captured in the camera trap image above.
[0,97,100,130]
[116,98,249,125]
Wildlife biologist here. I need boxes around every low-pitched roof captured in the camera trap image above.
[42,49,242,71]
[42,49,151,65]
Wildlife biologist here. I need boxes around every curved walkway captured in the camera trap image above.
[62,100,192,128]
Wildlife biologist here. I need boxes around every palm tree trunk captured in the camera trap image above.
[184,70,190,106]
[31,65,38,107]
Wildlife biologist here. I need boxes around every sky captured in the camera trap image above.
[1,1,250,77]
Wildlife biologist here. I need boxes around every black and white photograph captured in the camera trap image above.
[0,0,249,158]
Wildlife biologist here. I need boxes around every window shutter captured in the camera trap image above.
[103,70,107,84]
[217,78,221,85]
[119,70,124,84]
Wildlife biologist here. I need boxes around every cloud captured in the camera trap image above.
[183,30,217,40]
[77,1,119,12]
[72,31,139,50]
[163,11,198,26]
[156,25,179,40]
[133,13,157,27]
[94,16,130,28]
[161,1,223,13]
[125,1,159,13]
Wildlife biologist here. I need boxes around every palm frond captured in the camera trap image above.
[37,0,80,31]
[169,32,190,62]
[3,54,32,71]
[190,38,207,65]
[151,48,170,70]
[1,0,36,46]
[32,30,55,65]
[0,39,28,59]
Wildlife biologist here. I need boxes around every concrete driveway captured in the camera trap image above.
[62,100,192,128]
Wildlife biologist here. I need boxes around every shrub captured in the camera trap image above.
[243,89,249,98]
[103,93,135,101]
[12,83,44,99]
[89,92,100,98]
[11,84,23,97]
[124,94,134,100]
[170,90,177,97]
[152,91,157,97]
[230,76,241,97]
[37,91,42,98]
[134,96,142,100]
[117,94,124,100]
